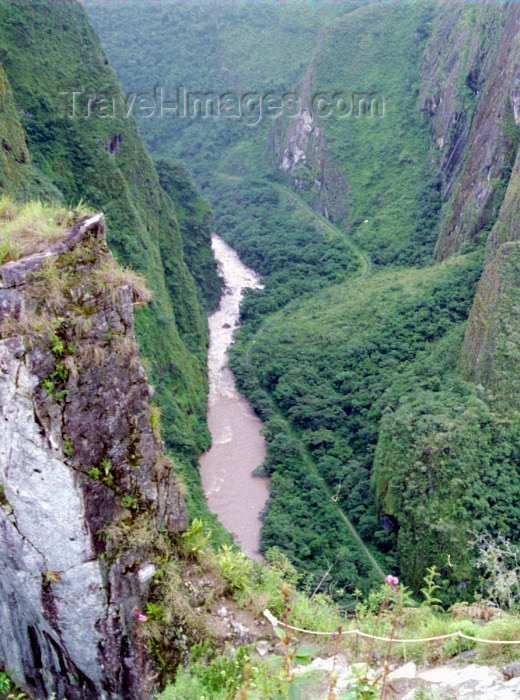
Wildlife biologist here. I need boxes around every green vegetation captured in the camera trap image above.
[0,65,61,203]
[3,1,520,695]
[156,159,222,311]
[232,255,484,594]
[462,243,520,410]
[0,65,29,197]
[0,1,223,530]
[214,177,361,321]
[87,0,365,315]
[155,540,520,699]
[0,197,88,263]
[87,459,115,487]
[374,361,520,595]
[309,1,440,266]
[88,0,520,599]
[157,647,281,700]
[88,0,439,267]
[0,671,28,700]
[480,103,520,239]
[86,0,358,181]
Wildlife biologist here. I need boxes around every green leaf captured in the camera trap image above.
[294,654,312,666]
[288,683,301,700]
[264,655,284,670]
[274,626,287,639]
[295,644,318,657]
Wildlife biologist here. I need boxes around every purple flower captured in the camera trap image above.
[385,575,399,587]
[137,614,148,622]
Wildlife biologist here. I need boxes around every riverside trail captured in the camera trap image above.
[245,185,384,580]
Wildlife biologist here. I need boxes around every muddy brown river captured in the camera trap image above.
[199,234,269,560]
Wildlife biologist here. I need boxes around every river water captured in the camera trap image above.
[199,235,269,560]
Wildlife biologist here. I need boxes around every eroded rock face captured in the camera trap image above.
[461,241,520,409]
[485,149,520,261]
[461,135,520,408]
[272,106,349,223]
[420,2,520,259]
[0,334,103,698]
[280,109,318,174]
[0,215,187,699]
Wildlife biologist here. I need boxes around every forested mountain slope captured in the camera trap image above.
[0,1,222,522]
[88,0,520,601]
[3,0,518,695]
[0,64,29,195]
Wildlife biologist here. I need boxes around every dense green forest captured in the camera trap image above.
[87,0,520,601]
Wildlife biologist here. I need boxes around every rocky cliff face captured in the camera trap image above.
[455,7,520,407]
[420,2,520,259]
[273,107,349,223]
[272,2,519,260]
[270,45,350,225]
[461,146,520,408]
[461,242,520,408]
[0,2,219,501]
[484,149,520,261]
[0,211,187,699]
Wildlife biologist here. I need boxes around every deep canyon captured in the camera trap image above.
[0,0,519,696]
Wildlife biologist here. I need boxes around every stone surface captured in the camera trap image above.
[274,101,349,224]
[0,215,188,699]
[503,661,520,680]
[419,664,503,686]
[420,2,520,259]
[291,655,520,699]
[389,661,418,681]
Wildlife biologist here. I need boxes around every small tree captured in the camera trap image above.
[473,531,520,610]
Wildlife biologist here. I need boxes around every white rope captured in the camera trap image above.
[263,609,520,645]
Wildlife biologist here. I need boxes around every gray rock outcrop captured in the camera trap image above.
[0,214,188,699]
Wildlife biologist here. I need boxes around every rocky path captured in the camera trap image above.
[294,656,520,699]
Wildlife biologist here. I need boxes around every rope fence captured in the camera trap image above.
[263,609,520,645]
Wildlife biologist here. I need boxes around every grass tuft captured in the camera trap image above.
[0,197,91,264]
